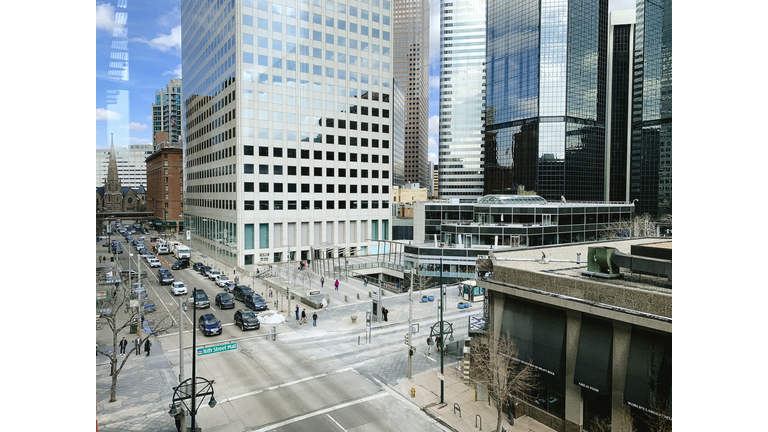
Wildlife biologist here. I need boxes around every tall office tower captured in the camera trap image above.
[432,163,438,198]
[181,0,395,271]
[96,143,153,188]
[484,0,609,202]
[392,79,406,187]
[152,78,184,148]
[393,0,429,187]
[437,0,485,203]
[631,0,672,217]
[605,10,635,202]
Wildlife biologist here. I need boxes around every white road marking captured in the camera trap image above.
[327,414,346,431]
[250,392,388,432]
[220,367,354,403]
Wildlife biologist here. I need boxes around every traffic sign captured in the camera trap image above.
[97,291,108,300]
[197,342,237,356]
[437,373,444,381]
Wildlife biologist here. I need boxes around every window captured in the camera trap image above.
[259,165,269,174]
[259,200,269,210]
[244,182,255,192]
[259,183,269,192]
[274,200,284,210]
[288,200,297,210]
[314,167,322,177]
[244,164,254,174]
[314,184,322,193]
[245,200,255,211]
[244,145,254,155]
[259,146,269,156]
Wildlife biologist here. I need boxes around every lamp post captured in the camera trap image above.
[407,269,414,379]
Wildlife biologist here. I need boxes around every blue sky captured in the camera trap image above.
[95,0,635,161]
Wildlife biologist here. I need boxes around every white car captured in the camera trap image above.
[216,275,233,287]
[171,281,188,296]
[207,269,221,280]
[148,258,161,268]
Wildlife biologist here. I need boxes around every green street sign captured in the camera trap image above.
[196,342,237,356]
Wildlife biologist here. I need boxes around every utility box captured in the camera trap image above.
[586,246,621,276]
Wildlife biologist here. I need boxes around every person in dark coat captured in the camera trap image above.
[321,277,325,287]
[135,336,141,355]
[144,338,152,356]
[119,337,128,355]
[300,309,307,325]
[295,305,300,320]
[313,312,318,326]
[382,307,389,322]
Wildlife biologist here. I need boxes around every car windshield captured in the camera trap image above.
[252,294,265,302]
[203,317,218,325]
[196,292,207,299]
[241,288,254,295]
[243,312,258,321]
[175,283,185,288]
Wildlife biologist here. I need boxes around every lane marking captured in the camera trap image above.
[327,414,346,431]
[250,392,388,432]
[220,367,354,403]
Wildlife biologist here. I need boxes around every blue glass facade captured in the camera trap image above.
[484,0,608,202]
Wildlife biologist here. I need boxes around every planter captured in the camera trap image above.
[422,297,429,303]
[351,315,357,323]
[428,296,435,301]
[458,302,469,309]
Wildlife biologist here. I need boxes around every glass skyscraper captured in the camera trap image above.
[631,0,672,217]
[152,78,183,147]
[437,0,486,202]
[484,0,609,202]
[181,0,395,270]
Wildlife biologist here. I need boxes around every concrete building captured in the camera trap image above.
[437,0,486,202]
[181,0,395,272]
[475,238,671,432]
[392,183,428,204]
[393,0,430,187]
[152,78,183,149]
[146,145,184,232]
[96,143,153,189]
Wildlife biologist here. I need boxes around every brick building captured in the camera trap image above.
[146,145,184,232]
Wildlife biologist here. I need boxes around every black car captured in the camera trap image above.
[234,308,260,331]
[244,294,268,311]
[192,262,204,272]
[158,269,174,285]
[192,289,210,308]
[232,285,254,302]
[215,293,235,309]
[199,266,212,276]
[198,314,222,336]
[172,259,190,270]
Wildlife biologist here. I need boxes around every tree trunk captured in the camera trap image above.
[496,402,503,432]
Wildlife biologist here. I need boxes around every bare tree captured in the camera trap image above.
[409,272,435,293]
[600,213,657,239]
[633,395,672,432]
[469,333,538,432]
[96,273,177,403]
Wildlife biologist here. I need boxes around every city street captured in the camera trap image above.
[97,226,475,432]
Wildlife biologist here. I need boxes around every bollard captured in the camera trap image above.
[369,291,372,298]
[271,326,276,341]
[357,293,361,300]
[345,295,349,302]
[411,387,416,398]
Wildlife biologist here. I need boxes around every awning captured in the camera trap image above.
[500,296,566,378]
[624,329,672,415]
[574,317,613,395]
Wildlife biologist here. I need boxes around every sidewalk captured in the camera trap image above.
[391,368,557,432]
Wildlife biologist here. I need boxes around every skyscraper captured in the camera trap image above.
[393,0,429,187]
[181,0,395,270]
[152,78,183,148]
[484,0,609,202]
[631,0,672,217]
[437,0,485,202]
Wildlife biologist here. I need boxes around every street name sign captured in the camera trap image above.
[197,342,237,356]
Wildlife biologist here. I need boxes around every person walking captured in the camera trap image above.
[382,307,389,322]
[320,276,325,287]
[312,312,318,326]
[144,338,152,356]
[295,305,300,321]
[119,337,128,356]
[334,279,339,290]
[300,309,307,325]
[268,287,273,298]
[135,336,141,355]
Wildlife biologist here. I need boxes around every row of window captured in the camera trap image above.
[244,200,390,210]
[243,164,390,179]
[244,182,390,194]
[243,15,391,41]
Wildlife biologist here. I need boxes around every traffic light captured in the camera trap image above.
[404,334,410,345]
[409,348,414,357]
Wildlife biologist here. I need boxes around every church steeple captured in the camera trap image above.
[104,134,123,211]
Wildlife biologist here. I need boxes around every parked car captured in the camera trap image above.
[191,289,210,308]
[171,259,190,270]
[232,285,255,302]
[170,281,187,296]
[198,313,222,336]
[223,281,237,293]
[158,269,174,285]
[148,258,161,268]
[199,266,212,276]
[244,293,268,311]
[215,292,235,309]
[234,308,260,331]
[215,275,233,287]
[192,262,204,272]
[207,269,221,280]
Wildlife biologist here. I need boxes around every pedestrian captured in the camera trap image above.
[458,285,462,297]
[300,309,307,324]
[295,305,300,320]
[364,277,368,286]
[119,337,127,355]
[144,338,152,356]
[334,279,339,290]
[321,276,325,287]
[383,307,389,322]
[268,287,273,298]
[312,312,318,326]
[135,336,141,355]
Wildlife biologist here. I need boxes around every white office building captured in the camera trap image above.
[95,144,153,188]
[437,0,485,202]
[181,0,395,272]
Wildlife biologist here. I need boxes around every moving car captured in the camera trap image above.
[158,269,174,285]
[198,314,222,336]
[215,275,233,287]
[232,285,254,302]
[234,308,260,331]
[244,293,268,311]
[223,281,237,293]
[171,259,190,270]
[148,258,161,268]
[192,262,204,272]
[192,289,210,309]
[215,292,235,309]
[170,281,187,296]
[199,266,212,277]
[207,269,221,280]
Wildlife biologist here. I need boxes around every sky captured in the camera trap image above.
[95,0,636,158]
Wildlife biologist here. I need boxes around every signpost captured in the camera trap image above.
[196,342,237,357]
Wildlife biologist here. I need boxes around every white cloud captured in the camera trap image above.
[429,151,438,165]
[96,4,123,31]
[430,75,440,91]
[163,64,183,78]
[96,108,122,121]
[429,115,440,136]
[130,137,152,144]
[157,7,181,28]
[133,25,182,52]
[128,122,148,131]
